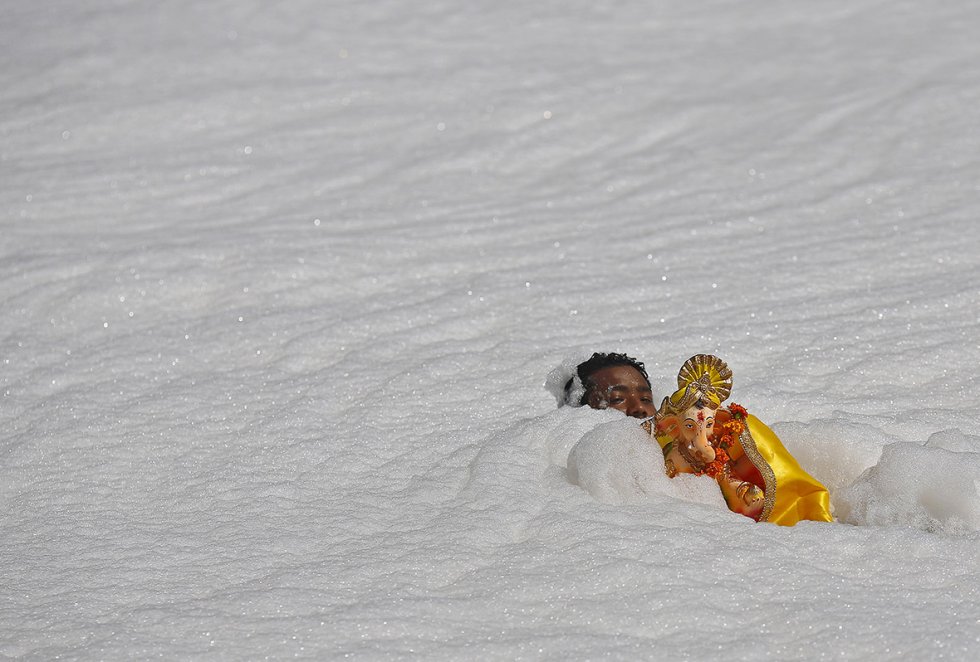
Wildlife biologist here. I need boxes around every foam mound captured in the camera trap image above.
[566,418,726,510]
[836,442,980,533]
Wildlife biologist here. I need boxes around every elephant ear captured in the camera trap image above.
[654,411,680,436]
[650,410,683,452]
[675,354,732,407]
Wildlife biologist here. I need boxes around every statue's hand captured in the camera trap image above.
[736,481,763,507]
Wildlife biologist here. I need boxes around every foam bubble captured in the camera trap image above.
[543,353,591,407]
[836,442,980,533]
[566,418,726,511]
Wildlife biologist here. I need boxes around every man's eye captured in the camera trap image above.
[610,398,624,404]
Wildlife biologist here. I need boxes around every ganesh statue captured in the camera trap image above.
[643,355,833,526]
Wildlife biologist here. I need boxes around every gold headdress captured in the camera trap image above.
[658,354,732,416]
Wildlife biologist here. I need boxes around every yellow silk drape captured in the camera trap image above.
[740,415,833,526]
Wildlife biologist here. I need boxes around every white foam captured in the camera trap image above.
[567,417,726,512]
[4,0,980,658]
[543,353,590,407]
[837,442,980,533]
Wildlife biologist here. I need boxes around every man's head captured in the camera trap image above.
[566,352,655,419]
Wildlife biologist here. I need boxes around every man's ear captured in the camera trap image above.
[583,383,605,409]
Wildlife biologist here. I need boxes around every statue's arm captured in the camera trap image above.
[717,465,764,520]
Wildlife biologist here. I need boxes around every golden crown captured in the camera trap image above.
[659,354,732,415]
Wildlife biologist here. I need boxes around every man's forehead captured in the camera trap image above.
[588,365,651,391]
[607,382,652,392]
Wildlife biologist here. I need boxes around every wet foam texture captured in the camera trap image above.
[4,0,980,659]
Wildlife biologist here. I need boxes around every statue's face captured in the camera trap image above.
[677,405,716,463]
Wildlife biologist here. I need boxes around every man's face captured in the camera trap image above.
[584,365,655,419]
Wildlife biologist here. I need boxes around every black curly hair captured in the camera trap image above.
[565,352,651,406]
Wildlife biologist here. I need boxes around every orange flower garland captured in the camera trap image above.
[715,402,748,445]
[700,447,730,478]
